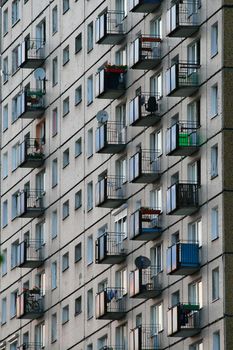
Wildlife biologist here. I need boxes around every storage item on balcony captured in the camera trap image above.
[19,90,45,119]
[129,150,161,183]
[95,176,127,209]
[129,0,162,13]
[167,242,200,275]
[95,232,127,264]
[166,62,200,97]
[167,182,199,215]
[17,240,44,268]
[20,39,45,69]
[130,35,161,70]
[95,10,125,45]
[17,190,45,218]
[167,0,200,38]
[130,207,162,241]
[130,325,162,350]
[166,121,200,156]
[96,66,127,99]
[129,266,162,298]
[129,93,162,127]
[167,303,200,337]
[18,343,43,350]
[19,138,45,168]
[17,289,44,319]
[96,121,127,154]
[95,287,126,320]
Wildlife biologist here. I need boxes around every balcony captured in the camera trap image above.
[17,190,45,218]
[19,90,45,119]
[19,138,45,168]
[166,121,200,156]
[20,39,45,69]
[129,267,162,299]
[16,289,44,320]
[17,240,44,268]
[167,303,200,337]
[167,1,200,38]
[95,10,125,45]
[129,93,162,127]
[96,65,127,99]
[130,35,161,70]
[129,150,161,183]
[166,62,200,97]
[95,232,127,264]
[95,176,126,209]
[95,287,126,320]
[130,207,162,241]
[167,242,200,275]
[96,122,127,154]
[131,326,162,350]
[18,343,43,350]
[167,182,199,215]
[129,0,162,13]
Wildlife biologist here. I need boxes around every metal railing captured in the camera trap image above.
[167,182,199,212]
[132,325,162,349]
[140,150,161,174]
[24,190,44,209]
[98,10,125,35]
[172,302,200,329]
[18,343,43,350]
[24,39,45,60]
[21,239,44,261]
[96,232,127,260]
[96,122,127,146]
[21,138,44,159]
[104,287,126,313]
[169,0,200,27]
[96,176,126,203]
[166,121,200,153]
[177,61,200,87]
[25,89,45,110]
[138,34,161,60]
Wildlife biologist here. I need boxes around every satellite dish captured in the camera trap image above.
[96,110,109,124]
[34,68,46,80]
[135,256,151,269]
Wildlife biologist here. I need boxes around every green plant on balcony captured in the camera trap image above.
[104,63,128,73]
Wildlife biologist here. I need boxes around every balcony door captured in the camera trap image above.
[116,324,128,349]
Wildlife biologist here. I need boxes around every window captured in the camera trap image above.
[87,344,93,350]
[51,158,58,188]
[150,129,162,156]
[75,33,82,53]
[211,85,218,117]
[75,86,82,105]
[3,104,8,131]
[75,190,82,209]
[63,97,70,116]
[150,244,163,272]
[12,45,21,73]
[3,9,8,35]
[12,94,21,122]
[52,108,58,136]
[2,249,7,276]
[116,157,127,184]
[3,152,8,179]
[150,16,162,38]
[211,207,219,240]
[1,298,7,324]
[188,280,203,308]
[51,210,58,239]
[62,252,69,271]
[62,200,69,219]
[116,324,127,348]
[151,302,163,332]
[211,145,218,178]
[75,138,82,157]
[150,72,162,98]
[98,336,108,349]
[36,169,45,192]
[51,313,57,342]
[51,261,57,289]
[116,268,127,294]
[11,240,19,268]
[114,209,127,239]
[35,323,45,348]
[3,56,9,83]
[87,22,93,52]
[35,271,45,296]
[115,47,127,65]
[188,219,202,246]
[87,75,93,105]
[87,289,93,319]
[35,221,45,247]
[12,0,20,25]
[12,142,20,169]
[10,342,18,350]
[188,159,201,184]
[2,200,8,228]
[75,243,82,262]
[62,305,69,324]
[150,188,162,211]
[75,296,82,315]
[87,181,93,211]
[63,46,70,65]
[213,331,220,350]
[52,6,58,34]
[52,57,58,86]
[212,267,219,301]
[188,40,200,65]
[190,342,203,350]
[211,23,218,57]
[87,235,93,265]
[171,290,180,306]
[63,148,70,167]
[63,0,70,13]
[87,128,93,157]
[10,290,18,318]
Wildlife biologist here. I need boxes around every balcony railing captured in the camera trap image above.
[167,0,200,38]
[18,343,43,350]
[129,150,161,183]
[167,182,199,215]
[95,176,127,209]
[167,241,200,275]
[20,39,45,69]
[130,207,162,241]
[166,62,200,97]
[96,66,127,99]
[129,93,162,127]
[17,240,44,268]
[167,303,200,337]
[129,0,162,13]
[96,122,127,154]
[96,287,126,320]
[19,138,45,168]
[17,289,44,320]
[130,325,162,350]
[130,35,162,70]
[166,121,200,156]
[129,267,162,299]
[95,10,125,45]
[96,232,127,264]
[99,347,125,350]
[19,90,45,119]
[17,190,45,218]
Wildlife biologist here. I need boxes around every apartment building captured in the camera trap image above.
[0,0,233,349]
